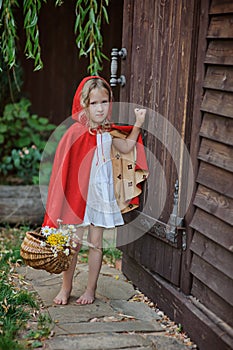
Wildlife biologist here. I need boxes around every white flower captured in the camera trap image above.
[61,229,68,236]
[64,248,70,256]
[41,226,52,237]
[72,242,77,248]
[54,252,58,258]
[40,241,46,247]
[68,225,75,230]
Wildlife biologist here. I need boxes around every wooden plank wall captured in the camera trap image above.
[190,0,233,328]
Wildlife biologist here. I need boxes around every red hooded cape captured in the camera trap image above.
[42,76,148,228]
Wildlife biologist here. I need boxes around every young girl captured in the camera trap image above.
[42,76,148,305]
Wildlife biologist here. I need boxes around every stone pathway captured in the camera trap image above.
[19,263,193,350]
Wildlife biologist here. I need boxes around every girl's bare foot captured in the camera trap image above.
[76,289,95,305]
[53,288,71,305]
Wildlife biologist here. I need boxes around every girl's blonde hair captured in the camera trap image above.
[80,78,112,108]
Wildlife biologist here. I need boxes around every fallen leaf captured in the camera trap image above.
[103,316,119,322]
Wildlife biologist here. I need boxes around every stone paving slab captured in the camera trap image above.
[110,299,162,322]
[74,270,136,300]
[53,319,162,335]
[148,334,191,350]
[17,266,57,284]
[98,264,127,280]
[48,299,117,323]
[44,333,152,350]
[39,327,188,350]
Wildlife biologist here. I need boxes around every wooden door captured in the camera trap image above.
[116,0,200,288]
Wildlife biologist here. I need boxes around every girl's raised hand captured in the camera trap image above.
[134,108,146,128]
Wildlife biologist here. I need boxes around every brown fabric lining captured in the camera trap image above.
[110,129,149,214]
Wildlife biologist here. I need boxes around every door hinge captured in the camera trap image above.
[166,180,186,249]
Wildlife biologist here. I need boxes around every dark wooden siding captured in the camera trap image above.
[189,0,233,329]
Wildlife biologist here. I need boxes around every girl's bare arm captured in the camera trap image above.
[112,108,146,154]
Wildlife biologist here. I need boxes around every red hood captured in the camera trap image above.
[71,76,112,124]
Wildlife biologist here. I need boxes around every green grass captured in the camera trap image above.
[0,225,52,350]
[22,313,51,349]
[103,246,122,265]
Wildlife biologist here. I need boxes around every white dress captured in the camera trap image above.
[81,132,124,228]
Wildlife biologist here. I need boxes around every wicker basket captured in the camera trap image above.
[20,231,75,274]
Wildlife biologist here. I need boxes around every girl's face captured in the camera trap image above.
[88,87,110,127]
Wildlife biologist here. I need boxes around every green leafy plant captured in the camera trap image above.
[0,98,56,184]
[23,0,44,71]
[0,53,23,114]
[0,0,110,74]
[0,0,46,72]
[75,0,109,74]
[0,146,42,185]
[0,0,18,70]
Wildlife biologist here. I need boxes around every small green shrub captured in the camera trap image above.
[0,98,56,184]
[0,146,41,184]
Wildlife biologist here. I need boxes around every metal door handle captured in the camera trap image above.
[110,48,127,87]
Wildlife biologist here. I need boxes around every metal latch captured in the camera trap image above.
[110,48,127,87]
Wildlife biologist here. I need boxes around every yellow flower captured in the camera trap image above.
[41,223,74,257]
[46,233,68,250]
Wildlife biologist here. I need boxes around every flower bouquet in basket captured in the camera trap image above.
[20,219,79,274]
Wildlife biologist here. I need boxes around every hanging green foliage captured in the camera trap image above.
[23,0,45,71]
[0,0,109,74]
[75,0,109,75]
[0,0,19,70]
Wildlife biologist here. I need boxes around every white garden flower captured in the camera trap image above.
[64,248,70,256]
[61,229,68,236]
[72,242,78,248]
[50,227,57,233]
[40,241,46,247]
[23,148,29,155]
[41,226,52,237]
